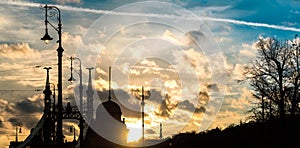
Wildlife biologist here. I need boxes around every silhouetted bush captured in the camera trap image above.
[144,115,300,148]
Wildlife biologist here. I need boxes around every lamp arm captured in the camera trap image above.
[73,69,80,75]
[47,20,59,32]
[45,5,61,23]
[42,5,61,32]
[73,57,82,75]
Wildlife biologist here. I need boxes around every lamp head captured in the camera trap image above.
[69,126,73,133]
[68,72,76,82]
[41,31,53,44]
[19,127,22,133]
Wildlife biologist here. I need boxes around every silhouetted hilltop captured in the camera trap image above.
[144,115,300,148]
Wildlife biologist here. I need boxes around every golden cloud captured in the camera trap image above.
[0,43,41,60]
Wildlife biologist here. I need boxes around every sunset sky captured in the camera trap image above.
[1,0,300,147]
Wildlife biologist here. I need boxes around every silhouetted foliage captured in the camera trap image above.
[143,115,300,148]
[243,36,300,121]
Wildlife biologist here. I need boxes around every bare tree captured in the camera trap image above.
[244,36,300,121]
[288,35,300,117]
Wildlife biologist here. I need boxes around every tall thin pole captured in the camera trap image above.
[108,66,111,101]
[15,122,21,142]
[73,126,76,142]
[15,125,18,142]
[141,86,145,146]
[53,5,64,147]
[159,123,163,139]
[79,60,83,114]
[57,17,64,148]
[41,5,64,147]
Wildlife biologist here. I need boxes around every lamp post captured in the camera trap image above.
[68,57,83,115]
[41,4,64,147]
[68,57,84,148]
[15,122,22,143]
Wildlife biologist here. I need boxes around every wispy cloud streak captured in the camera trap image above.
[1,0,300,32]
[202,17,300,32]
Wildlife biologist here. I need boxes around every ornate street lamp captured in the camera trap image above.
[15,122,22,143]
[41,4,64,147]
[68,57,83,114]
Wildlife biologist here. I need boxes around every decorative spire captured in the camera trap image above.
[42,67,52,145]
[87,67,94,87]
[86,67,94,123]
[43,67,52,114]
[108,66,112,101]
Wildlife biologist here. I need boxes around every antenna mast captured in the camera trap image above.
[141,86,145,146]
[160,123,163,139]
[108,66,111,101]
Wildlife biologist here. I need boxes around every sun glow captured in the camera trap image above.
[127,122,142,142]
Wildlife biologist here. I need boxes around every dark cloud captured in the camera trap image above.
[0,96,44,129]
[178,100,194,111]
[95,88,207,119]
[15,98,43,114]
[148,89,164,103]
[186,30,206,46]
[0,118,3,128]
[145,129,156,135]
[130,88,164,103]
[207,83,219,91]
[8,116,39,129]
[186,30,205,40]
[21,116,40,129]
[97,89,142,118]
[8,117,19,125]
[96,88,165,118]
[155,94,178,117]
[129,88,151,100]
[195,106,206,113]
[0,98,43,131]
[198,91,209,105]
[178,100,205,113]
